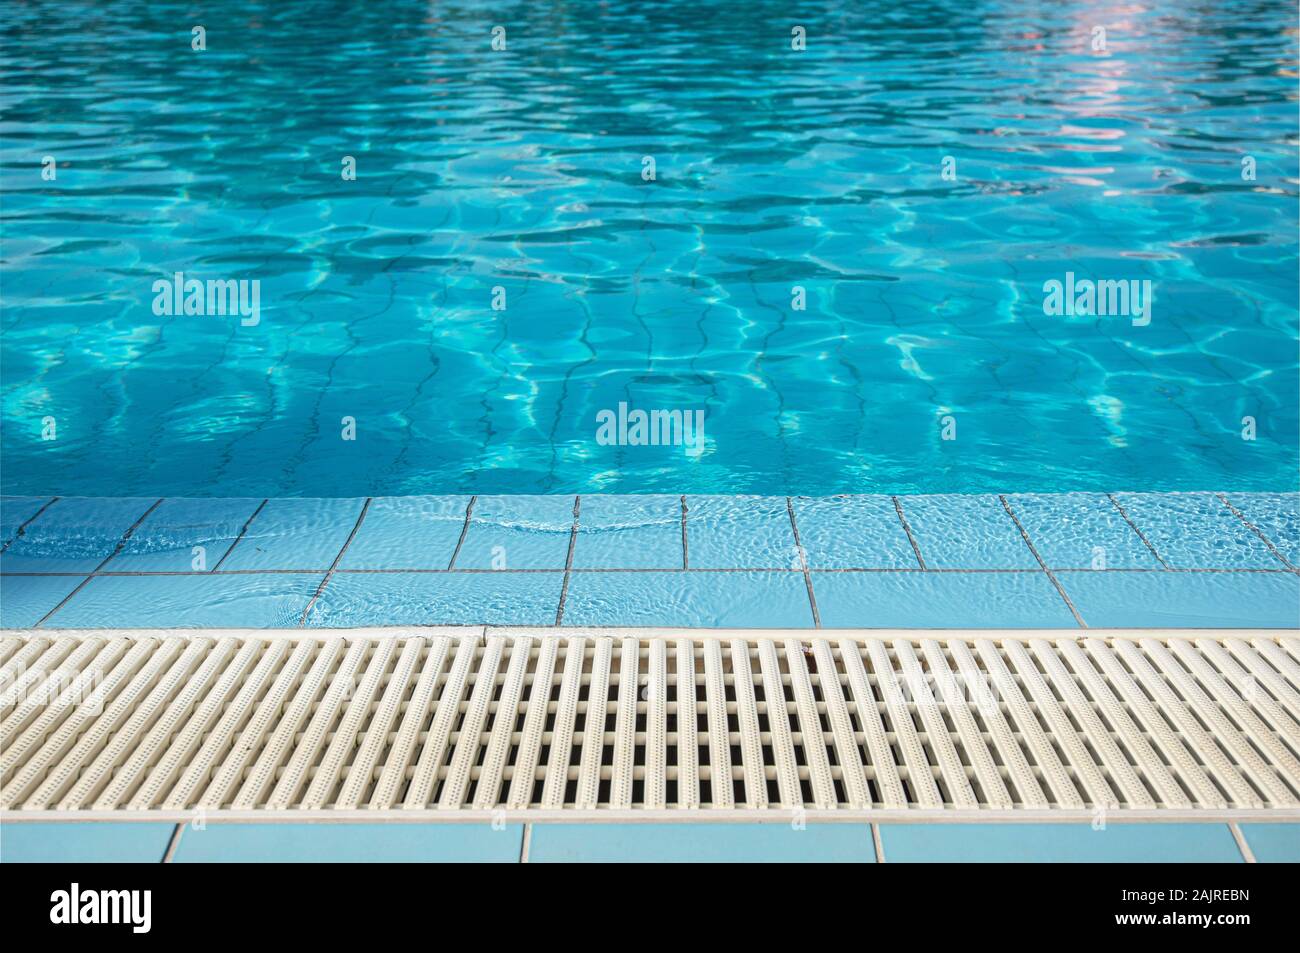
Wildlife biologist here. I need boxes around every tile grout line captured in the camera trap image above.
[211,498,268,571]
[447,496,477,570]
[554,496,581,626]
[999,495,1087,629]
[872,823,886,863]
[1228,822,1257,863]
[519,823,532,863]
[298,498,372,626]
[0,496,60,553]
[680,495,689,570]
[1216,492,1297,572]
[33,497,164,629]
[161,822,185,863]
[786,497,821,627]
[1106,492,1171,569]
[892,496,927,569]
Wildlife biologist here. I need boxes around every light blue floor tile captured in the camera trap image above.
[686,496,797,568]
[1226,493,1300,567]
[900,495,1039,569]
[0,574,87,628]
[1238,823,1300,862]
[572,495,683,569]
[1057,570,1300,628]
[102,497,263,572]
[0,497,157,573]
[0,497,52,547]
[562,570,814,627]
[792,496,917,569]
[48,573,322,628]
[171,823,523,863]
[813,571,1079,627]
[310,571,563,626]
[880,823,1244,863]
[528,823,875,863]
[220,497,365,571]
[0,822,174,863]
[455,495,574,569]
[1006,493,1162,569]
[1113,492,1284,569]
[339,496,468,570]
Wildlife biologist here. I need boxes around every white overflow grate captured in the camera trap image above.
[1,630,1298,821]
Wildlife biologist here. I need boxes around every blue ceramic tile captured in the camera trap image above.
[339,496,468,570]
[1006,493,1162,570]
[686,496,796,568]
[562,570,814,627]
[102,497,263,572]
[0,497,52,547]
[0,574,87,628]
[1112,492,1283,569]
[901,495,1038,569]
[48,573,322,628]
[1238,823,1300,863]
[812,571,1079,627]
[171,823,523,863]
[310,571,562,626]
[1057,570,1300,628]
[1226,493,1300,567]
[528,823,875,863]
[0,822,174,863]
[219,498,365,571]
[879,823,1243,863]
[572,495,683,569]
[0,497,157,573]
[792,496,917,569]
[455,495,574,569]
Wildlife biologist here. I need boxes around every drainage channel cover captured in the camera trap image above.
[1,631,1298,820]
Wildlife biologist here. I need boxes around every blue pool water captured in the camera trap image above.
[1,0,1297,497]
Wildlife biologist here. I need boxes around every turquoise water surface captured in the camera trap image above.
[2,0,1297,496]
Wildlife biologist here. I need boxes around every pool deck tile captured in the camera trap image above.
[171,823,524,863]
[0,497,158,573]
[686,495,798,568]
[899,494,1039,569]
[878,823,1245,863]
[562,570,814,627]
[454,495,574,569]
[527,823,876,863]
[1112,492,1286,569]
[791,496,918,569]
[0,496,53,548]
[571,495,683,569]
[102,497,264,572]
[339,496,467,570]
[1005,492,1163,569]
[0,822,175,863]
[1057,570,1300,628]
[1224,492,1300,568]
[310,570,564,627]
[219,497,365,571]
[812,570,1080,627]
[0,573,88,628]
[46,572,323,628]
[1237,823,1300,863]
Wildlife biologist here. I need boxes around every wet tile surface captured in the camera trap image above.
[339,496,467,570]
[455,495,574,569]
[0,822,175,863]
[792,496,918,569]
[171,823,524,863]
[562,570,814,627]
[1006,493,1163,569]
[48,572,322,628]
[901,495,1040,569]
[219,497,365,571]
[572,495,683,569]
[1057,570,1300,628]
[687,496,797,568]
[1112,492,1285,569]
[528,823,876,863]
[104,497,264,572]
[878,823,1244,863]
[310,570,564,627]
[813,570,1080,627]
[0,497,157,573]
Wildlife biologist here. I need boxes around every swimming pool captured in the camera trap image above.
[2,0,1297,498]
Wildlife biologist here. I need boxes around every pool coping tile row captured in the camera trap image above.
[1,492,1297,629]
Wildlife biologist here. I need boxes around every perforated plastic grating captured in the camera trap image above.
[2,630,1298,821]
